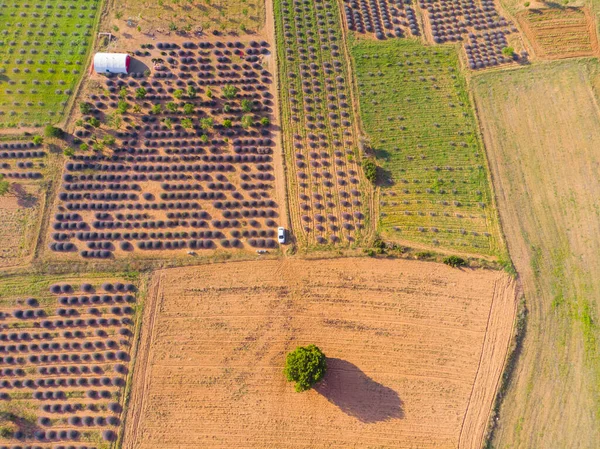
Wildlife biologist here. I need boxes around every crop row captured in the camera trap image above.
[0,281,136,447]
[275,0,369,246]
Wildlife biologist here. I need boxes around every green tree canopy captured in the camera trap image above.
[284,345,327,392]
[222,84,238,100]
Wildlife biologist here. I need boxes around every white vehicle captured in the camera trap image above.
[278,227,286,244]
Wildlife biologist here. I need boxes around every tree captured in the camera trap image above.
[119,87,128,99]
[151,104,162,115]
[362,158,378,184]
[135,87,147,99]
[173,89,184,100]
[241,99,253,113]
[241,114,254,129]
[181,118,193,129]
[44,125,64,138]
[87,117,100,128]
[32,135,43,145]
[187,85,197,98]
[206,87,213,99]
[502,46,515,58]
[284,345,327,392]
[260,117,270,127]
[0,174,9,197]
[223,119,232,128]
[222,84,238,100]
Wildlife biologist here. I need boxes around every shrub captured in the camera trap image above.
[200,117,214,130]
[241,114,254,129]
[79,143,89,151]
[187,85,196,98]
[223,119,232,128]
[222,84,238,99]
[181,118,193,129]
[151,104,162,115]
[173,89,184,100]
[284,344,327,392]
[87,117,100,127]
[135,87,147,99]
[44,125,64,138]
[206,87,213,99]
[79,102,91,114]
[63,147,75,157]
[362,158,378,184]
[32,135,43,145]
[183,103,194,115]
[117,100,130,114]
[260,117,270,126]
[241,99,253,112]
[443,255,467,267]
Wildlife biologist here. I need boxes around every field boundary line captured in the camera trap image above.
[121,271,163,449]
[458,275,518,449]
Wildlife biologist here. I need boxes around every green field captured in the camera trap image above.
[350,38,502,256]
[0,0,101,128]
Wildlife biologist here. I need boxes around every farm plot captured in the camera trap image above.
[123,258,517,449]
[350,38,502,256]
[110,0,265,36]
[341,0,523,69]
[342,0,420,39]
[0,140,52,268]
[0,0,101,128]
[0,273,140,449]
[274,0,370,247]
[48,39,284,259]
[517,7,598,59]
[473,59,600,449]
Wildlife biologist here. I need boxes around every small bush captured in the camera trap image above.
[443,255,467,267]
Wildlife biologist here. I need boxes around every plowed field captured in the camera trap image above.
[123,258,517,449]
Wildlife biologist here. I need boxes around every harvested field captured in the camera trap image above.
[0,185,43,268]
[274,0,371,247]
[473,59,600,448]
[48,36,284,259]
[123,258,517,449]
[0,0,101,128]
[109,0,265,36]
[517,7,598,59]
[350,38,503,256]
[0,272,141,448]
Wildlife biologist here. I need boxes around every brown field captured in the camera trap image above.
[123,258,517,449]
[0,185,44,268]
[517,7,598,59]
[473,59,600,448]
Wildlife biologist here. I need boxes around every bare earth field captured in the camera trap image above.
[473,59,600,448]
[0,185,44,268]
[123,258,516,449]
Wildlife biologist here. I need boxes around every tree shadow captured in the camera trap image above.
[11,184,38,208]
[314,358,404,423]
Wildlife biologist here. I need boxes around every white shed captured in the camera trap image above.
[93,53,131,74]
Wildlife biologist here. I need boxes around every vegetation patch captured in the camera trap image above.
[350,38,502,256]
